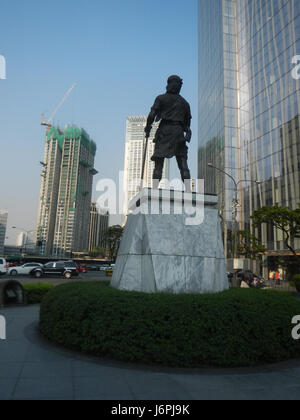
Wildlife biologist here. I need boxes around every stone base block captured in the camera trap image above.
[111,189,228,294]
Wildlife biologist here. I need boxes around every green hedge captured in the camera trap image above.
[24,283,54,304]
[39,282,300,368]
[291,275,300,292]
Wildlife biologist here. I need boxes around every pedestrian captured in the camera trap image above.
[275,270,280,286]
[269,270,275,288]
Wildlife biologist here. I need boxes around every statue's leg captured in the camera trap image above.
[176,156,191,182]
[153,158,164,189]
[176,156,191,192]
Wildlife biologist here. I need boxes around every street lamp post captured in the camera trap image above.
[207,163,261,285]
[207,163,260,226]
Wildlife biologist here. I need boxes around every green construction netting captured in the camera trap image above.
[46,126,64,149]
[79,160,91,168]
[46,126,97,156]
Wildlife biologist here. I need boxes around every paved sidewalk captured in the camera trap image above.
[0,305,300,400]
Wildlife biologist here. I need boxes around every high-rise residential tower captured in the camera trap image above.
[198,0,300,263]
[0,210,8,255]
[123,116,170,214]
[36,126,97,257]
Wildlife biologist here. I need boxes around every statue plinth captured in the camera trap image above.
[111,188,228,294]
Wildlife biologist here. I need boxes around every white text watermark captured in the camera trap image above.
[0,55,6,80]
[0,316,6,340]
[292,316,300,340]
[95,172,206,226]
[292,55,300,80]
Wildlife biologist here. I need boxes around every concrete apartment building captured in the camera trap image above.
[123,116,170,215]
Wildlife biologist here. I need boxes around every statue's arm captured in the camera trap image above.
[184,105,192,143]
[145,97,161,138]
[145,110,156,138]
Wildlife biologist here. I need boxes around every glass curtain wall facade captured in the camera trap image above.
[199,0,240,258]
[237,0,300,253]
[198,0,300,262]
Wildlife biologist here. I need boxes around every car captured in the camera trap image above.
[0,258,7,275]
[8,262,43,276]
[237,270,265,289]
[252,273,265,289]
[100,265,109,271]
[7,262,20,268]
[85,264,100,271]
[78,264,88,273]
[30,261,79,279]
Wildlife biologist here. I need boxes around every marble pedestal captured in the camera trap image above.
[111,189,228,294]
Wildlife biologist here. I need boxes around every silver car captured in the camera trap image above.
[8,263,43,276]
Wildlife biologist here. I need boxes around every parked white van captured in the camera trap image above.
[0,258,7,275]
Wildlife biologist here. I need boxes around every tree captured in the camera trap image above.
[251,204,300,259]
[235,230,266,261]
[251,204,300,279]
[105,225,124,261]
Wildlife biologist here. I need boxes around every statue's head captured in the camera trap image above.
[166,75,183,94]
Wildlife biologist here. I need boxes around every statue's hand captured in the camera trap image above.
[145,126,152,138]
[185,128,192,143]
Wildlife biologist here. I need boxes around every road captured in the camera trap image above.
[0,271,112,286]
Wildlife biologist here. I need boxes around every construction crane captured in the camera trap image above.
[41,82,77,132]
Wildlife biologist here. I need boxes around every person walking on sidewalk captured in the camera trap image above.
[269,270,275,288]
[275,270,281,286]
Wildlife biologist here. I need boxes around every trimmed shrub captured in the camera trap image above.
[291,275,300,293]
[24,283,54,304]
[40,282,300,368]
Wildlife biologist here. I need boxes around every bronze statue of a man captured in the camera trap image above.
[145,75,192,188]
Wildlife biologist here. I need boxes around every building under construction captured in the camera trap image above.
[36,126,97,257]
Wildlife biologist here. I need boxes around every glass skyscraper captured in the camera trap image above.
[198,0,300,263]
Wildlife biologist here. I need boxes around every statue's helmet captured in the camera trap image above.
[166,75,183,94]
